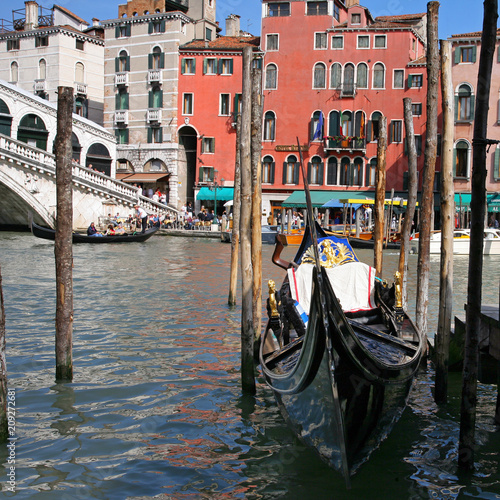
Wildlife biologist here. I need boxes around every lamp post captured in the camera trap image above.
[209,170,225,223]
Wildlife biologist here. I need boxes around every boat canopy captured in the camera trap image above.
[282,190,372,208]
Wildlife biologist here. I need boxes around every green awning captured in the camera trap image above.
[454,193,471,208]
[196,187,234,201]
[282,190,374,208]
[488,193,500,212]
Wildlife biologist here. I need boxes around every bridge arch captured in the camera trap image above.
[86,142,112,176]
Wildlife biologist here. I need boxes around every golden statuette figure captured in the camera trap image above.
[268,280,280,318]
[394,271,403,309]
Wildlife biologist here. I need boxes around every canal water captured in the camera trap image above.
[0,231,499,499]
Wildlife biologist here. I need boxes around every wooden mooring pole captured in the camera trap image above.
[55,86,74,382]
[0,265,7,441]
[373,115,387,277]
[459,0,498,471]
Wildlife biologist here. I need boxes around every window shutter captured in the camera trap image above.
[293,163,300,185]
[389,122,393,144]
[282,162,287,184]
[115,57,120,73]
[148,22,153,34]
[472,45,477,63]
[470,95,475,121]
[218,59,223,74]
[148,91,153,108]
[181,59,186,74]
[270,162,275,184]
[329,111,339,136]
[454,47,461,64]
[494,148,500,179]
[193,59,196,73]
[408,74,413,88]
[148,54,153,70]
[158,128,163,143]
[160,21,166,32]
[124,93,129,110]
[349,163,354,186]
[126,56,130,72]
[318,162,324,186]
[126,25,131,37]
[123,129,129,144]
[453,149,457,177]
[160,52,165,69]
[366,120,372,142]
[307,162,312,184]
[115,26,120,38]
[203,58,208,74]
[147,128,152,143]
[159,90,163,108]
[454,96,459,122]
[403,172,408,190]
[115,93,120,109]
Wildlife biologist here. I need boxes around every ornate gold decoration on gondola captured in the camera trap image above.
[300,238,358,268]
[268,280,280,318]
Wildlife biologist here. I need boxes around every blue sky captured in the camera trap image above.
[0,0,492,40]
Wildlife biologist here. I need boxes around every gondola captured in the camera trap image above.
[31,221,159,243]
[259,139,424,486]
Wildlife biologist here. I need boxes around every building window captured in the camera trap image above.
[35,36,49,48]
[341,111,353,137]
[219,59,233,75]
[366,158,377,187]
[456,46,476,64]
[148,127,162,144]
[262,155,275,184]
[340,157,350,186]
[115,128,129,145]
[357,35,369,49]
[369,112,382,141]
[357,63,368,89]
[116,50,130,72]
[328,110,340,136]
[456,84,474,122]
[374,35,386,48]
[454,140,470,177]
[373,63,385,88]
[199,166,215,183]
[7,39,20,51]
[116,89,129,110]
[265,64,277,90]
[331,36,343,49]
[308,156,323,185]
[117,24,131,37]
[414,135,423,156]
[150,47,164,70]
[203,58,217,74]
[149,86,163,108]
[313,63,326,89]
[352,157,363,186]
[39,59,47,80]
[263,111,276,141]
[351,13,361,24]
[183,93,193,115]
[394,69,404,89]
[10,62,18,83]
[310,111,324,142]
[220,94,230,115]
[283,155,299,184]
[148,21,165,34]
[75,62,84,84]
[330,63,341,88]
[327,157,338,185]
[268,2,290,17]
[202,137,215,154]
[76,39,85,50]
[307,2,328,15]
[267,34,279,51]
[408,74,423,88]
[343,64,355,95]
[315,32,327,49]
[181,58,195,75]
[234,94,242,115]
[333,3,340,21]
[412,103,422,116]
[390,120,402,143]
[206,28,212,41]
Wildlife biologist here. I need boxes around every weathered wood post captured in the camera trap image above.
[240,46,255,394]
[459,0,498,470]
[435,39,455,403]
[374,115,387,277]
[399,98,418,307]
[0,265,7,442]
[228,114,242,306]
[251,58,263,341]
[55,86,74,382]
[416,2,439,339]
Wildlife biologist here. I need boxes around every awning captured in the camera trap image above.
[196,187,234,201]
[117,172,170,183]
[488,193,500,212]
[282,190,375,208]
[454,193,471,211]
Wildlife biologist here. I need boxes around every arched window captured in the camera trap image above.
[340,157,351,186]
[151,46,162,70]
[265,63,277,90]
[352,157,363,186]
[343,63,355,95]
[39,59,46,80]
[357,63,368,89]
[369,111,382,141]
[263,111,276,141]
[313,62,326,89]
[310,110,324,141]
[456,84,474,122]
[75,96,87,117]
[283,155,299,185]
[308,156,323,185]
[327,157,338,185]
[262,155,275,184]
[366,158,377,186]
[373,63,385,88]
[75,62,84,83]
[330,63,341,88]
[341,111,353,137]
[355,111,366,145]
[329,110,340,136]
[454,140,470,178]
[18,114,48,150]
[150,86,162,108]
[118,50,129,72]
[10,62,18,83]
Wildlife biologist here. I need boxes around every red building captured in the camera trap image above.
[259,0,438,218]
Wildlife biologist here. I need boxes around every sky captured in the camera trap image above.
[0,0,492,40]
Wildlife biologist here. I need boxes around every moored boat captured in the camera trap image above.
[31,221,159,243]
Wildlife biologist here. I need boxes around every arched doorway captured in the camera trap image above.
[86,143,112,176]
[0,99,12,137]
[178,125,197,206]
[18,114,48,150]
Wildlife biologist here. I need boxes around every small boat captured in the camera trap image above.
[221,225,279,245]
[260,222,424,485]
[31,221,159,243]
[409,228,500,255]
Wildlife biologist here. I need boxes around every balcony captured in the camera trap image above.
[148,69,162,84]
[75,82,87,95]
[147,109,161,123]
[115,72,128,87]
[337,83,357,98]
[34,79,46,92]
[324,136,366,151]
[114,110,128,125]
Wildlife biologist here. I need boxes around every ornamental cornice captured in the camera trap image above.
[0,27,104,46]
[102,11,190,29]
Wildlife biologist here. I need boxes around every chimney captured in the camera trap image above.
[226,14,240,37]
[24,1,39,31]
[92,18,100,27]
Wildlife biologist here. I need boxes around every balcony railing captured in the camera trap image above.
[34,79,46,92]
[147,109,161,123]
[115,72,128,86]
[336,83,357,98]
[324,137,366,151]
[75,82,87,95]
[148,69,162,84]
[114,110,128,125]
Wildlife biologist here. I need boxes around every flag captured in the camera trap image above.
[360,112,365,139]
[312,112,323,141]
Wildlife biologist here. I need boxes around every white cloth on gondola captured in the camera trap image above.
[287,261,376,315]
